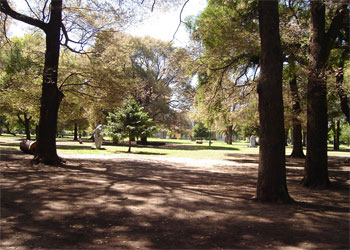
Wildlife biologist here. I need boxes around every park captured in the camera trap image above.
[1,135,349,248]
[1,0,350,249]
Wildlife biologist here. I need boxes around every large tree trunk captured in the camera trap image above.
[33,1,64,165]
[255,0,292,203]
[303,1,347,187]
[303,1,330,187]
[289,76,305,158]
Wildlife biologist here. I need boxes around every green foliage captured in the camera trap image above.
[192,122,210,139]
[340,122,350,144]
[0,34,44,132]
[106,98,156,149]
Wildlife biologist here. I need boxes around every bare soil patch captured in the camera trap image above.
[1,148,349,249]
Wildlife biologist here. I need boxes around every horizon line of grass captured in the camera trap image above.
[1,134,349,159]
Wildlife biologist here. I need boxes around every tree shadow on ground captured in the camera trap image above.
[1,148,349,249]
[56,145,95,150]
[113,150,166,156]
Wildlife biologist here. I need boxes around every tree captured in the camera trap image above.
[0,34,43,139]
[255,0,292,203]
[188,0,261,146]
[0,0,138,165]
[286,64,306,158]
[106,98,156,153]
[303,1,348,187]
[128,36,175,142]
[0,1,64,164]
[192,121,210,140]
[278,0,310,158]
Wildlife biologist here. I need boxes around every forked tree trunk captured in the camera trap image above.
[289,75,305,158]
[255,0,292,203]
[33,1,64,165]
[18,113,32,140]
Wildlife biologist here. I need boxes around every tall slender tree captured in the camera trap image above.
[303,1,348,187]
[255,0,292,203]
[289,69,305,158]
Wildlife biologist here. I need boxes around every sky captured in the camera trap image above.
[8,0,207,47]
[128,0,207,46]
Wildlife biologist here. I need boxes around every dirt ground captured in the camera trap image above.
[1,146,349,249]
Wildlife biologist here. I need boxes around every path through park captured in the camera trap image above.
[1,148,349,249]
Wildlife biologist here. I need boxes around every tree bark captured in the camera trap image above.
[1,0,65,165]
[303,1,330,187]
[74,122,78,141]
[335,55,350,125]
[33,1,64,165]
[333,119,340,151]
[255,0,292,203]
[289,76,305,158]
[128,137,132,153]
[303,1,347,187]
[226,125,233,145]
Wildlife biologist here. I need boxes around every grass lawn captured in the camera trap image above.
[1,134,349,159]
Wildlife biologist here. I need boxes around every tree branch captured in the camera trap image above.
[0,0,47,30]
[24,0,40,20]
[171,0,190,42]
[326,4,348,52]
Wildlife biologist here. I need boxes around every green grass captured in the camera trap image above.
[57,138,259,160]
[1,134,349,160]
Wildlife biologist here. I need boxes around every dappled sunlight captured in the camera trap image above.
[1,148,349,249]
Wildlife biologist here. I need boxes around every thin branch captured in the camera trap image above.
[64,88,104,99]
[60,22,90,54]
[59,72,79,90]
[24,0,40,20]
[151,0,156,12]
[59,72,99,90]
[42,0,49,21]
[2,14,11,45]
[171,0,190,42]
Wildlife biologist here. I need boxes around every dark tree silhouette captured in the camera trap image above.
[303,1,348,187]
[289,74,305,158]
[1,0,64,165]
[255,0,292,203]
